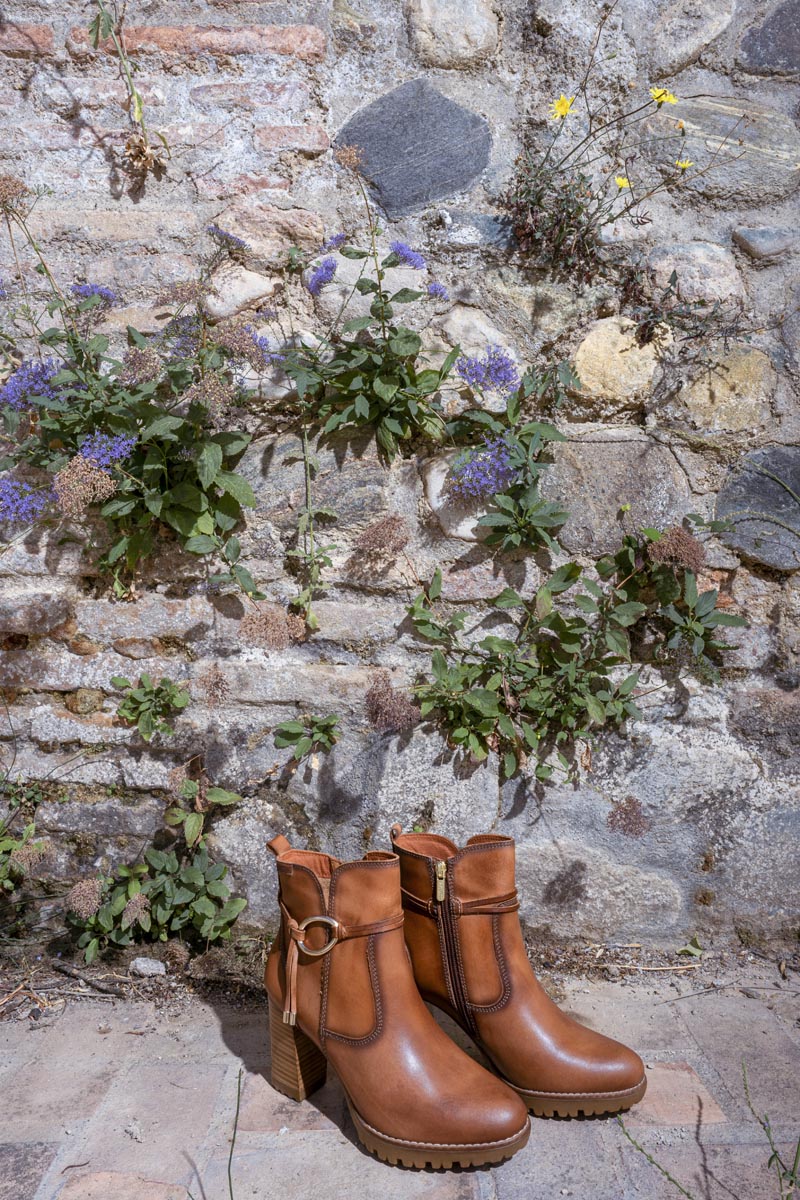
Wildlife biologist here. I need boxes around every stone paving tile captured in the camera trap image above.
[58,1058,226,1188]
[0,1142,59,1200]
[561,981,688,1052]
[236,1071,348,1133]
[200,1138,483,1199]
[622,1138,786,1200]
[626,1062,728,1127]
[677,993,800,1121]
[491,1119,626,1199]
[56,1172,189,1200]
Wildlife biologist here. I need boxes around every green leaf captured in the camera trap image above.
[373,376,399,402]
[390,288,425,303]
[192,896,216,918]
[183,534,218,555]
[339,246,369,259]
[342,316,374,333]
[216,471,255,508]
[184,812,204,847]
[493,587,523,609]
[610,601,648,627]
[677,934,703,958]
[196,442,223,489]
[684,571,699,609]
[206,787,242,806]
[428,569,442,601]
[389,332,421,357]
[140,413,183,440]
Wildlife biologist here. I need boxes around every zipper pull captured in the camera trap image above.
[435,861,447,902]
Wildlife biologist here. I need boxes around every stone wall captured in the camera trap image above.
[1,0,798,945]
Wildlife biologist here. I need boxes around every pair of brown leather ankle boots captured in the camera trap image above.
[265,826,646,1169]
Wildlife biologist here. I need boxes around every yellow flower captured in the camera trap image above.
[675,158,693,171]
[650,86,678,107]
[615,175,630,189]
[550,94,575,120]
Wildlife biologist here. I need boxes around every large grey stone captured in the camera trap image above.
[716,446,800,571]
[733,226,797,262]
[0,592,71,634]
[648,242,742,304]
[336,79,492,217]
[539,429,692,556]
[739,0,800,75]
[644,0,736,76]
[647,95,800,205]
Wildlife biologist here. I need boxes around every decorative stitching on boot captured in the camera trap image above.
[323,935,385,1047]
[470,914,513,1014]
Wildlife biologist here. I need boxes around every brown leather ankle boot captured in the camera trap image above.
[264,834,530,1168]
[391,827,647,1119]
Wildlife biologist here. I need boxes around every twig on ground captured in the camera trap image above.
[51,961,128,997]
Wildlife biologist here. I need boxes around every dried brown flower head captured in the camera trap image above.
[164,940,191,973]
[123,131,167,175]
[9,839,49,874]
[365,670,420,733]
[197,662,231,708]
[0,174,31,215]
[335,144,364,172]
[241,604,306,648]
[648,526,705,574]
[355,515,410,555]
[120,345,162,387]
[121,891,151,930]
[183,375,236,428]
[66,877,104,920]
[53,456,116,519]
[213,317,272,372]
[155,280,207,309]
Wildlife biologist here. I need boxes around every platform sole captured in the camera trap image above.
[507,1074,648,1119]
[347,1099,531,1169]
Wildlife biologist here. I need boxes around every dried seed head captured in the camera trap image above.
[120,345,162,386]
[335,144,363,172]
[607,795,651,838]
[155,280,207,309]
[123,131,167,174]
[648,526,705,574]
[9,839,49,874]
[66,877,104,920]
[355,515,410,555]
[0,174,31,214]
[183,374,236,427]
[53,456,116,519]
[365,670,420,733]
[197,662,231,708]
[121,891,151,930]
[241,605,305,649]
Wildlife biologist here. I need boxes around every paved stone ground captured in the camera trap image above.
[2,965,798,1200]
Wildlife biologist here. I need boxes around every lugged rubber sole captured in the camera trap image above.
[508,1074,648,1119]
[268,996,531,1168]
[346,1098,531,1169]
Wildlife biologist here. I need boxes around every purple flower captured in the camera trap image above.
[389,241,426,270]
[448,435,519,500]
[456,345,520,397]
[71,283,117,306]
[0,478,51,525]
[162,314,201,358]
[207,223,250,252]
[0,278,8,301]
[307,257,337,296]
[321,233,347,252]
[0,359,59,411]
[79,431,137,470]
[427,281,449,301]
[243,325,286,367]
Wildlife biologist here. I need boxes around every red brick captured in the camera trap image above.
[68,24,326,63]
[626,1062,727,1127]
[254,124,329,156]
[193,172,291,199]
[0,24,54,57]
[189,80,310,113]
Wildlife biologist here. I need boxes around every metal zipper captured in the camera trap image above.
[433,860,475,1033]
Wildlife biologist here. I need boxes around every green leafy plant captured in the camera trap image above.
[0,777,46,895]
[409,525,746,780]
[0,197,264,598]
[274,713,341,761]
[68,845,247,964]
[112,673,190,741]
[504,5,743,279]
[446,377,572,554]
[164,760,243,847]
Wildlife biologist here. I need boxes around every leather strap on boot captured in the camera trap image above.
[279,900,404,1025]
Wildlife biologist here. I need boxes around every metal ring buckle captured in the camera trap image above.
[296,914,340,957]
